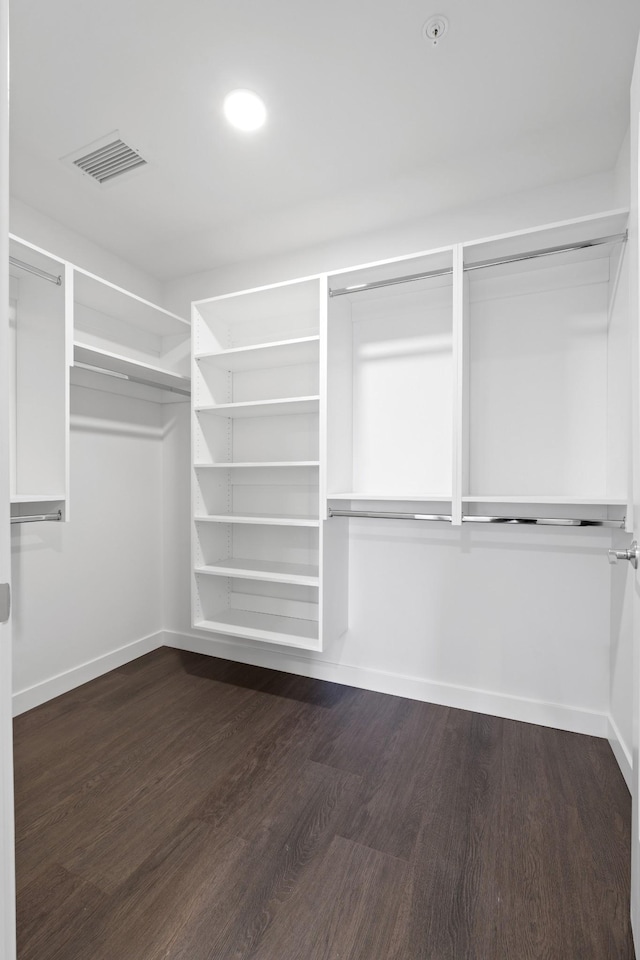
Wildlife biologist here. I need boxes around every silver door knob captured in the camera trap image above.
[608,541,640,569]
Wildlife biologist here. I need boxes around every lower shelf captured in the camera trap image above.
[194,609,320,650]
[11,493,66,503]
[196,513,320,527]
[195,559,319,586]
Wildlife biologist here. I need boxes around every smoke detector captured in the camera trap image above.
[423,16,449,45]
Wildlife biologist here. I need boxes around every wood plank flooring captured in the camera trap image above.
[13,647,635,959]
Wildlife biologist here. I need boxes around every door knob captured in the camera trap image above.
[608,541,640,569]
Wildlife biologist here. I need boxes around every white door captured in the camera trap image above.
[0,0,16,957]
[630,32,640,950]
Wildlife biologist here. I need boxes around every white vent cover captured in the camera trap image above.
[65,133,147,184]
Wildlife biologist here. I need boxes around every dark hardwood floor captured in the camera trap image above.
[13,647,635,959]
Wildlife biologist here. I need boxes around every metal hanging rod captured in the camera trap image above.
[464,232,627,275]
[9,255,62,286]
[328,508,452,522]
[329,266,452,298]
[11,510,62,524]
[328,508,624,528]
[74,362,191,397]
[328,231,627,298]
[462,515,624,529]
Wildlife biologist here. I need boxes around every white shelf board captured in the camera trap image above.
[11,494,66,503]
[463,495,627,505]
[74,343,191,395]
[328,492,452,501]
[195,559,319,587]
[194,610,320,650]
[195,461,320,469]
[74,268,189,338]
[195,513,320,527]
[195,396,320,418]
[196,336,320,371]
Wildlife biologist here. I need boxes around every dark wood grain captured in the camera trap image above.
[13,646,635,960]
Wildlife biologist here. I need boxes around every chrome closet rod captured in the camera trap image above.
[328,508,452,522]
[327,509,624,528]
[9,255,62,286]
[328,231,627,297]
[74,362,191,397]
[11,510,62,524]
[464,232,627,275]
[462,515,624,529]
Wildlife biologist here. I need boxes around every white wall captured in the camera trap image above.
[11,198,163,303]
[162,170,627,739]
[9,201,169,713]
[164,169,619,316]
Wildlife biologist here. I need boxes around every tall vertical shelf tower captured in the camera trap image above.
[191,279,347,651]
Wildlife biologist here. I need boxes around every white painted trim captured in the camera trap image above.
[12,631,164,716]
[609,713,633,792]
[164,629,608,739]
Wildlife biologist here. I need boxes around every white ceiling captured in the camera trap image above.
[9,0,640,280]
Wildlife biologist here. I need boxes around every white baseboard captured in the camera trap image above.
[608,714,633,791]
[163,629,609,739]
[12,631,165,716]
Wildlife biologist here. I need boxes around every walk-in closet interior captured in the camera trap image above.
[3,2,640,958]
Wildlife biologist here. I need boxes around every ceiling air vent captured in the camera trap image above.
[67,134,147,184]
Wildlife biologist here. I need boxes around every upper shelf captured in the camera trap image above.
[328,492,452,502]
[196,336,320,371]
[462,495,627,506]
[74,268,189,339]
[195,396,320,418]
[74,343,191,396]
[195,461,320,469]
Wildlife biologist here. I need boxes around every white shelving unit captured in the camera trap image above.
[192,277,340,652]
[72,266,190,401]
[9,237,70,521]
[191,210,630,650]
[461,210,629,526]
[323,211,629,529]
[8,233,191,525]
[326,246,456,511]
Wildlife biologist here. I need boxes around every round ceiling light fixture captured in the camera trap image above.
[423,15,449,45]
[223,89,267,132]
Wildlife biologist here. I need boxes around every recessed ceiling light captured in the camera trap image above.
[223,89,267,132]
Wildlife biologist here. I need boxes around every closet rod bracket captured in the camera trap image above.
[608,540,639,568]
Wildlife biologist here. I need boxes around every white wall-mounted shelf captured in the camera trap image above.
[195,513,320,527]
[195,559,319,587]
[462,495,627,506]
[73,264,190,404]
[194,611,320,650]
[195,461,320,469]
[328,492,452,502]
[195,396,320,418]
[74,343,191,396]
[74,268,189,339]
[10,494,66,504]
[196,336,320,371]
